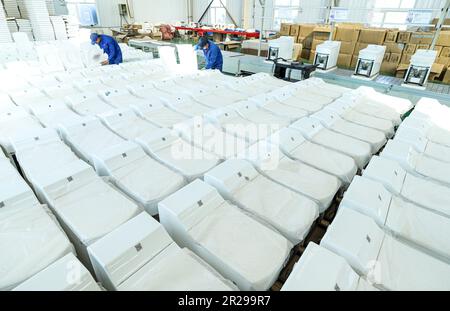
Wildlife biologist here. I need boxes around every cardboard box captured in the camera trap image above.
[404,43,417,55]
[383,52,390,62]
[416,44,430,50]
[311,38,326,51]
[441,46,450,58]
[437,56,450,66]
[301,48,311,60]
[292,43,303,61]
[358,29,386,44]
[396,64,409,78]
[351,55,359,68]
[340,41,357,54]
[298,24,316,38]
[290,24,300,37]
[334,26,360,42]
[384,42,405,54]
[280,23,292,36]
[389,53,402,64]
[437,31,450,46]
[442,67,450,83]
[337,53,352,68]
[429,63,445,81]
[397,31,411,43]
[434,45,443,56]
[432,18,450,26]
[309,50,316,63]
[354,42,369,56]
[297,36,313,49]
[385,30,399,43]
[312,25,332,40]
[401,53,412,65]
[381,61,398,75]
[409,32,434,44]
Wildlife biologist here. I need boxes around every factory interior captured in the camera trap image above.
[2,0,450,294]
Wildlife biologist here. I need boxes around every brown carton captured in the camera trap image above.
[311,38,326,51]
[301,48,311,60]
[383,52,390,62]
[409,32,434,44]
[354,42,369,56]
[290,24,300,37]
[358,28,386,44]
[334,26,360,42]
[432,18,450,26]
[385,30,399,42]
[416,44,430,50]
[351,55,359,68]
[437,31,450,46]
[397,31,411,43]
[396,64,409,78]
[404,44,417,55]
[434,45,443,56]
[440,46,450,58]
[389,53,402,64]
[297,36,313,49]
[312,25,332,40]
[381,61,398,75]
[292,43,303,61]
[429,63,445,81]
[436,56,450,66]
[280,23,292,36]
[337,53,352,68]
[299,24,316,38]
[442,67,450,83]
[340,41,357,54]
[401,53,412,65]
[309,50,316,63]
[384,42,405,54]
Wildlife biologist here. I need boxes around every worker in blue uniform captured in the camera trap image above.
[195,36,223,71]
[90,33,123,65]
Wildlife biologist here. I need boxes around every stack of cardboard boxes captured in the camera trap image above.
[334,26,360,68]
[278,23,450,84]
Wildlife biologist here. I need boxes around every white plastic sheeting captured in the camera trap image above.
[92,141,185,215]
[0,204,74,291]
[321,208,450,291]
[231,101,291,128]
[204,159,319,244]
[136,128,220,181]
[291,118,371,169]
[341,176,450,261]
[13,253,100,291]
[132,101,189,128]
[88,213,236,291]
[243,141,341,211]
[158,179,293,291]
[99,108,158,140]
[0,158,39,211]
[59,117,125,165]
[276,128,357,184]
[381,139,450,186]
[65,91,114,116]
[312,109,386,153]
[363,156,450,218]
[282,242,376,291]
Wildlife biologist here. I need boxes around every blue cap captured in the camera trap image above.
[90,33,99,45]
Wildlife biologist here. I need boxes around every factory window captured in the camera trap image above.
[273,0,301,30]
[66,0,99,26]
[370,0,416,30]
[210,0,227,25]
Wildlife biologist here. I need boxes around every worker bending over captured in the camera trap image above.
[195,36,223,71]
[90,33,123,65]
